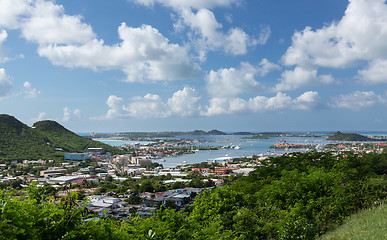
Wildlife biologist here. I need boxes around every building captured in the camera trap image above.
[115,154,132,165]
[87,148,105,154]
[40,167,67,177]
[64,153,90,161]
[47,175,88,184]
[207,156,233,165]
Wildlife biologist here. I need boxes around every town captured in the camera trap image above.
[1,136,387,220]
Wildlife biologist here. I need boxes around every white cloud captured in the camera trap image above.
[23,81,40,98]
[21,0,95,45]
[203,91,321,116]
[37,112,46,121]
[167,87,201,117]
[257,58,281,77]
[0,1,198,82]
[206,62,271,98]
[294,91,321,110]
[255,25,271,45]
[132,0,262,57]
[282,0,387,85]
[126,94,170,118]
[0,0,94,44]
[63,107,81,122]
[0,29,8,62]
[105,95,127,120]
[100,88,320,119]
[103,87,201,119]
[30,112,47,123]
[332,91,387,110]
[275,67,334,91]
[178,8,267,57]
[131,0,240,10]
[0,0,31,29]
[0,68,13,100]
[357,59,387,84]
[38,23,199,82]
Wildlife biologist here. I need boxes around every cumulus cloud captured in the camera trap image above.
[357,59,387,84]
[0,0,198,83]
[132,0,263,58]
[0,0,31,29]
[331,91,387,110]
[99,87,319,119]
[102,87,201,119]
[281,0,387,86]
[38,23,199,82]
[63,107,81,122]
[206,61,279,98]
[105,95,127,120]
[167,87,201,117]
[178,8,267,58]
[21,0,95,45]
[0,68,13,100]
[23,81,40,98]
[203,91,320,116]
[275,67,334,91]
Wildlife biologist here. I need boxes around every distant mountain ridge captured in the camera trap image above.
[0,114,125,161]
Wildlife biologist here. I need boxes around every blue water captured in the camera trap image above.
[94,139,154,147]
[95,135,330,168]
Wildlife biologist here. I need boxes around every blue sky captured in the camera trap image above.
[1,0,387,132]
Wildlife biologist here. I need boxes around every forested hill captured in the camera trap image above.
[33,120,124,154]
[0,115,57,160]
[327,131,373,141]
[0,114,125,161]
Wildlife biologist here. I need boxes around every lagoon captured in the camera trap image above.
[95,135,329,168]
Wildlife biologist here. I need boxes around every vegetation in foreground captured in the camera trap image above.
[0,151,386,239]
[319,202,387,240]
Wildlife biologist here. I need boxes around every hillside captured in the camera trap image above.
[320,203,387,240]
[0,115,60,161]
[327,131,372,141]
[33,120,124,154]
[0,114,125,161]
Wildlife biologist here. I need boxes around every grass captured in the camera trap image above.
[319,202,387,240]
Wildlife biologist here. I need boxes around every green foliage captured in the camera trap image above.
[33,120,126,155]
[0,151,385,239]
[319,202,387,240]
[0,115,126,161]
[0,189,85,240]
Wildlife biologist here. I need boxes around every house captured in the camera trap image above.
[48,175,88,184]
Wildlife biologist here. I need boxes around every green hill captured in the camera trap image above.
[0,114,125,161]
[327,131,372,141]
[0,115,59,161]
[33,120,124,154]
[319,202,387,240]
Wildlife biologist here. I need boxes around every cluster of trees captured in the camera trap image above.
[0,152,385,239]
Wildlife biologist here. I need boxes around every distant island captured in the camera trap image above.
[327,131,377,141]
[88,130,231,139]
[244,132,321,140]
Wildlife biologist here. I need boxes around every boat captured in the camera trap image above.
[160,159,166,162]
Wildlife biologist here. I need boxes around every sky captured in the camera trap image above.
[1,0,387,132]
